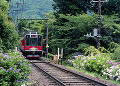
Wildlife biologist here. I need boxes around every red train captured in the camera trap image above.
[20,32,43,58]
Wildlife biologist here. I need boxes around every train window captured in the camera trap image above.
[38,35,42,46]
[30,38,37,46]
[26,35,30,46]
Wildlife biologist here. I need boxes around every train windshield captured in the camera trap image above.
[25,35,42,46]
[30,38,37,46]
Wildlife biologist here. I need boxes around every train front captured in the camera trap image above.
[21,32,43,58]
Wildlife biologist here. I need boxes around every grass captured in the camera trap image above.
[41,56,53,61]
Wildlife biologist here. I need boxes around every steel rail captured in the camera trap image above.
[47,62,110,86]
[30,61,67,86]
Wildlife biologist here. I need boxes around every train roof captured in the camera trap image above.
[20,32,42,41]
[26,32,42,36]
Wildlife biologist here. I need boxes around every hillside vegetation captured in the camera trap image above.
[9,0,54,19]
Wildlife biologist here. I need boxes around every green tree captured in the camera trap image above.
[9,0,54,19]
[47,13,120,56]
[0,0,19,51]
[48,13,98,56]
[53,0,120,15]
[101,15,120,45]
[53,0,91,15]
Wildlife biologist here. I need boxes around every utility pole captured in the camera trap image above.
[91,0,109,48]
[46,15,49,60]
[13,2,22,32]
[97,0,101,48]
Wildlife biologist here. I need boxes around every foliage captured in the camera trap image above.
[66,59,74,67]
[102,62,120,81]
[67,46,120,82]
[18,19,47,37]
[108,42,119,53]
[63,54,76,66]
[53,0,120,15]
[98,47,108,53]
[112,46,120,61]
[9,0,54,19]
[84,46,100,56]
[101,0,120,15]
[101,15,120,45]
[48,53,54,60]
[0,0,19,51]
[53,0,91,15]
[47,12,120,57]
[0,51,31,86]
[0,38,5,52]
[75,43,90,52]
[72,55,112,74]
[49,13,98,56]
[0,0,9,11]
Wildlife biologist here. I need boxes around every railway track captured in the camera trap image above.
[29,60,110,86]
[28,61,59,86]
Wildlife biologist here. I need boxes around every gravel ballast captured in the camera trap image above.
[28,64,58,86]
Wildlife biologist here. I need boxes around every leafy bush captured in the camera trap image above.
[102,62,120,81]
[67,46,120,82]
[73,55,112,74]
[48,53,54,60]
[84,46,100,56]
[0,51,31,86]
[0,0,19,52]
[66,59,73,67]
[112,46,120,61]
[0,38,5,52]
[76,43,90,52]
[108,42,119,53]
[67,46,114,74]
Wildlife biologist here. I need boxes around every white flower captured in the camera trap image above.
[98,60,100,62]
[115,72,118,76]
[107,69,113,73]
[92,58,96,60]
[103,72,106,75]
[118,76,120,79]
[84,60,86,63]
[103,65,105,67]
[116,78,119,81]
[81,63,84,66]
